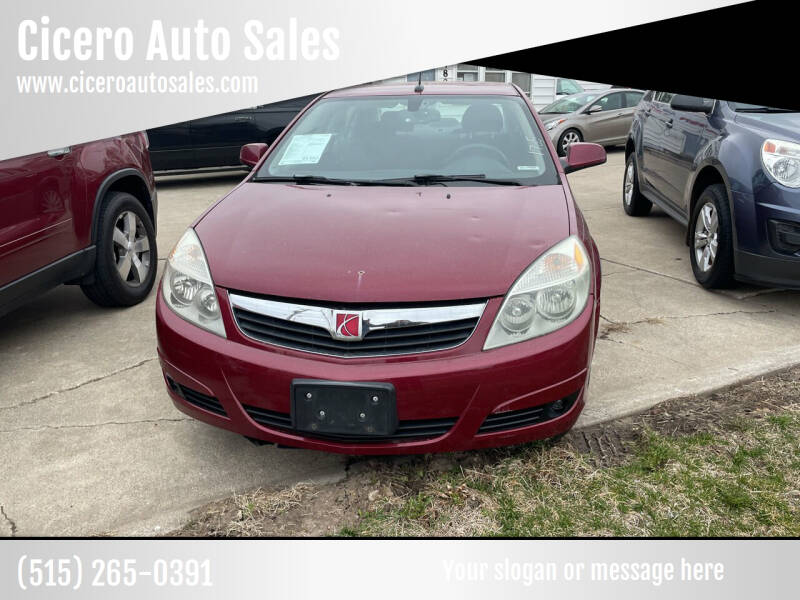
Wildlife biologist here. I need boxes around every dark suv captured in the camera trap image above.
[624,92,800,289]
[0,133,158,317]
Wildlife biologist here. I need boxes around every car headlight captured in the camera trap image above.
[484,236,591,350]
[162,228,226,337]
[545,119,565,131]
[762,139,800,188]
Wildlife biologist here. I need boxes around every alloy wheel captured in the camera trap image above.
[561,131,580,153]
[693,202,719,273]
[624,161,635,205]
[112,210,151,286]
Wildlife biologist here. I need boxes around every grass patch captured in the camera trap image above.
[342,409,799,536]
[173,367,800,538]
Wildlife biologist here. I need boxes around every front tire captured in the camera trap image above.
[622,154,652,216]
[557,129,582,157]
[81,191,158,307]
[689,184,735,289]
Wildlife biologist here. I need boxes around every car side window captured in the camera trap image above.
[593,92,625,112]
[624,92,644,108]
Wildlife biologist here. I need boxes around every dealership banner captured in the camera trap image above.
[1,539,797,598]
[4,0,800,596]
[0,0,742,160]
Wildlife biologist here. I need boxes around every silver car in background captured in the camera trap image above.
[539,89,645,155]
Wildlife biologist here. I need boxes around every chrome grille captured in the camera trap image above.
[229,293,485,357]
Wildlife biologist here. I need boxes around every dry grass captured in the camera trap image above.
[174,367,800,538]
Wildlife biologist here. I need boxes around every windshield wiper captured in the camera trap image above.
[735,107,799,113]
[379,174,523,186]
[252,174,523,186]
[251,175,413,186]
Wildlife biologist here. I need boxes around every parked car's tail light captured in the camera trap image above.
[484,236,591,350]
[162,228,226,337]
[762,139,800,188]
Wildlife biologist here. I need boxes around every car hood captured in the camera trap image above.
[735,111,800,140]
[195,183,570,303]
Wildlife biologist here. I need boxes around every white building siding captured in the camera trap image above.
[531,76,558,109]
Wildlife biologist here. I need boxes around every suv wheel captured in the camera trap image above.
[689,183,735,289]
[81,191,158,307]
[557,129,582,156]
[622,154,652,216]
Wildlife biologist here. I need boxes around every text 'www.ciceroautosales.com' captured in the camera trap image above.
[16,71,258,95]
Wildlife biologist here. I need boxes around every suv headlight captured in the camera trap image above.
[162,228,226,337]
[762,139,800,188]
[484,236,591,350]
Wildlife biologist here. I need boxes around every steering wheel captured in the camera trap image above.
[445,143,512,170]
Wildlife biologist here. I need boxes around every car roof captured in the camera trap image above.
[324,81,521,98]
[560,88,641,98]
[545,88,643,106]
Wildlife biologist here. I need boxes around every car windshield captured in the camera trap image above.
[539,92,599,114]
[255,94,559,185]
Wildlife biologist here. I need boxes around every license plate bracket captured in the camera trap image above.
[291,379,397,437]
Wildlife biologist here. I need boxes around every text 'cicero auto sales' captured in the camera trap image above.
[18,17,340,62]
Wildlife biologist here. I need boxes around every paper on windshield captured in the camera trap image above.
[278,133,332,166]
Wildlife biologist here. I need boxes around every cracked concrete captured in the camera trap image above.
[0,416,191,434]
[0,358,157,412]
[0,153,798,536]
[602,308,777,326]
[600,256,698,286]
[0,505,16,537]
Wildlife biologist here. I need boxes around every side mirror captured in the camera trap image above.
[561,142,606,174]
[240,143,269,168]
[587,105,603,114]
[670,94,713,114]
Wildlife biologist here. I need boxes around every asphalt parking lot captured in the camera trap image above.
[2,149,799,536]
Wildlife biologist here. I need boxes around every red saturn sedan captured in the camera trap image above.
[156,82,606,454]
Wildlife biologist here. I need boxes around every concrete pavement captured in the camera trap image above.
[1,152,798,536]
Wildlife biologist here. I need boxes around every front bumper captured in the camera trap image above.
[544,122,566,145]
[156,287,598,454]
[732,185,800,289]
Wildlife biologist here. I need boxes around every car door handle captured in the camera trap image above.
[664,118,673,128]
[47,147,71,157]
[234,115,253,121]
[616,112,625,117]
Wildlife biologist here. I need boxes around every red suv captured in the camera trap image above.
[0,133,157,316]
[156,82,605,454]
